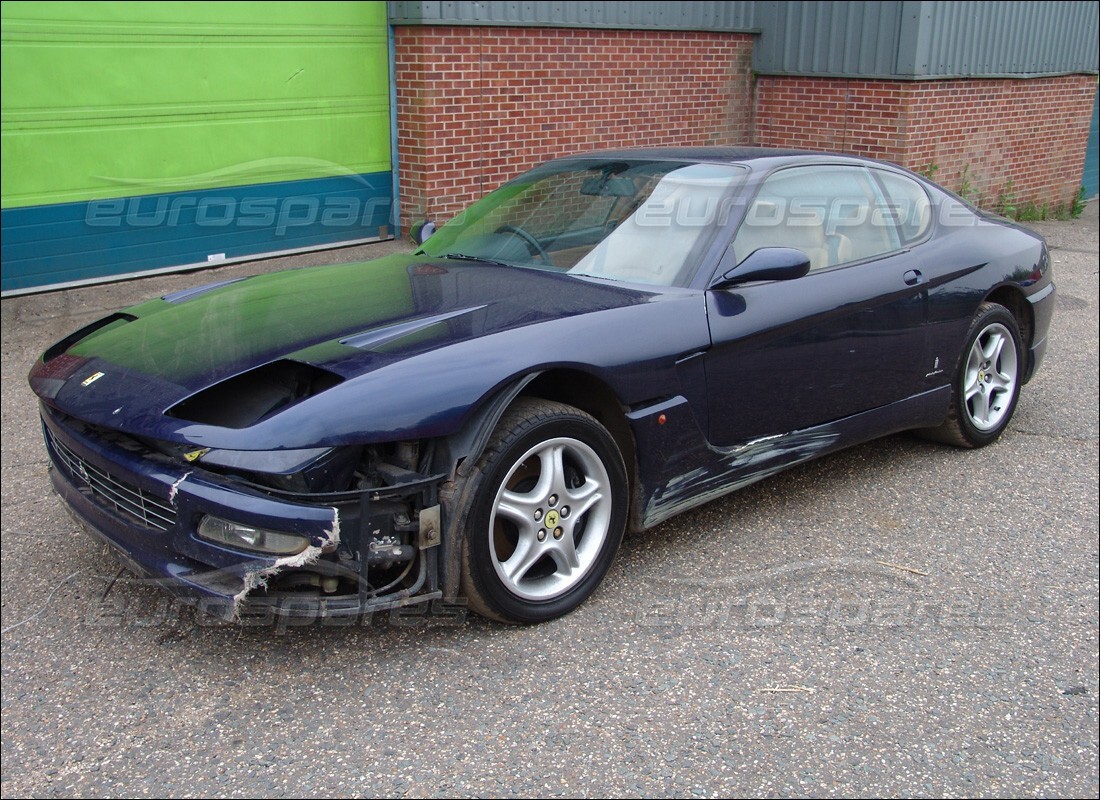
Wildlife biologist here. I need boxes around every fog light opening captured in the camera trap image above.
[197,515,309,555]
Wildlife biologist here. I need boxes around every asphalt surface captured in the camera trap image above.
[2,206,1097,797]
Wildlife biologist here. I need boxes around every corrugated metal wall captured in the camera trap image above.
[397,2,1098,77]
[754,0,1099,78]
[753,1,905,77]
[907,1,1099,77]
[388,1,758,31]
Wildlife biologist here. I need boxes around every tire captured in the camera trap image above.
[921,302,1023,448]
[454,398,628,623]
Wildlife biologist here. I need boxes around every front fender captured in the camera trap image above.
[432,374,540,600]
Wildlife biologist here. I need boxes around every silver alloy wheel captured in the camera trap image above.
[488,436,613,601]
[963,321,1018,432]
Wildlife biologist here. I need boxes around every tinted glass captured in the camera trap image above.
[420,160,746,287]
[875,170,933,244]
[732,165,901,271]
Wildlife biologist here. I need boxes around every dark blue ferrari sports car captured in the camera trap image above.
[29,148,1054,623]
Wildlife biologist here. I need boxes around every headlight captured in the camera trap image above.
[198,447,332,473]
[195,446,361,493]
[197,515,309,555]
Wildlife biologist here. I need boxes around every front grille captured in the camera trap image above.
[46,427,178,531]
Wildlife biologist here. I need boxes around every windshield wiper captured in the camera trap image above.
[441,252,512,268]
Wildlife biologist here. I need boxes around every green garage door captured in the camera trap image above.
[1,1,393,294]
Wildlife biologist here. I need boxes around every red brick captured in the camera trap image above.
[395,26,754,226]
[755,75,1094,208]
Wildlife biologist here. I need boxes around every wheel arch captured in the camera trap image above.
[519,370,637,493]
[918,299,1024,448]
[984,284,1034,377]
[434,368,636,600]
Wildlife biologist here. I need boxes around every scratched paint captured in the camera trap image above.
[645,428,840,527]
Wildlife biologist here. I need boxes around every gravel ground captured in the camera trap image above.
[2,205,1097,797]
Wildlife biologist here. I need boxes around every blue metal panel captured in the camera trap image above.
[1084,84,1100,199]
[1,172,393,294]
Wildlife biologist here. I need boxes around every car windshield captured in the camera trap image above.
[419,159,747,287]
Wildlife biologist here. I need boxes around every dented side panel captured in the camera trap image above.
[629,385,951,529]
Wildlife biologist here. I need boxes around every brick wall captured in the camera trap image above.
[756,75,1096,208]
[903,76,1096,208]
[395,26,754,229]
[754,78,910,163]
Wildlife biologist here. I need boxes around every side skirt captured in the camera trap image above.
[635,386,952,529]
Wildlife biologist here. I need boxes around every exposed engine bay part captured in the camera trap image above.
[168,360,343,429]
[231,505,340,614]
[227,442,447,618]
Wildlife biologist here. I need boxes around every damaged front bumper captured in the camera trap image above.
[40,405,444,620]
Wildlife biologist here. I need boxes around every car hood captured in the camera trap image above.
[31,254,677,448]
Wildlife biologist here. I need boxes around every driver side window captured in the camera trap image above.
[732,165,902,271]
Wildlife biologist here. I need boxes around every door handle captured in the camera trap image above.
[903,269,924,286]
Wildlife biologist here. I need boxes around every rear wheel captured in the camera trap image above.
[921,302,1023,448]
[456,398,627,623]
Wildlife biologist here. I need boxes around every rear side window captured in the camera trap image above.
[731,165,901,271]
[874,170,932,244]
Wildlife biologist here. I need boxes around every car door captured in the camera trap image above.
[703,164,934,447]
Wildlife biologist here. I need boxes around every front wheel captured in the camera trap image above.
[921,301,1023,448]
[455,398,628,623]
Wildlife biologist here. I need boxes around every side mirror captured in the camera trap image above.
[709,247,811,290]
[410,220,436,245]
